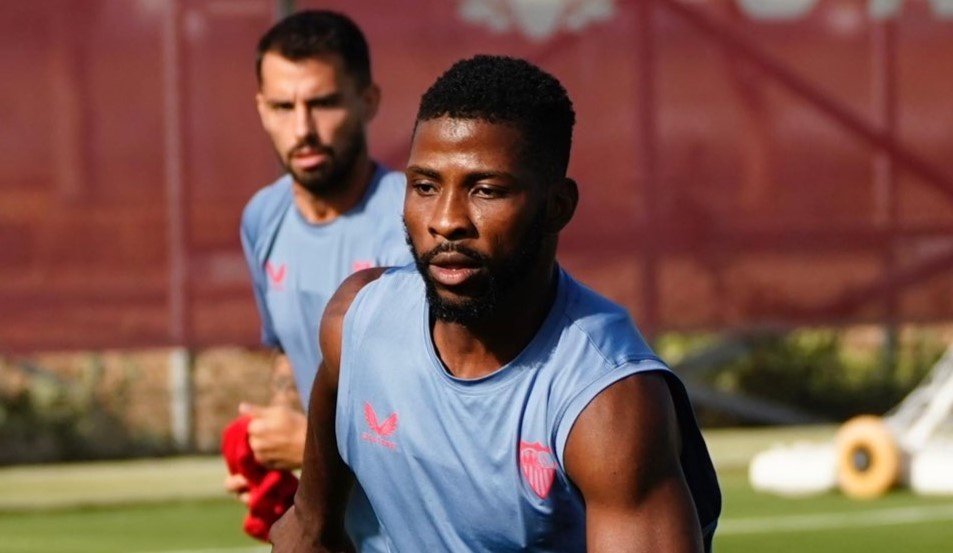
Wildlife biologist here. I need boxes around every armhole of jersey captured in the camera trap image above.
[552,361,723,542]
[335,278,379,465]
[662,370,723,545]
[552,358,670,471]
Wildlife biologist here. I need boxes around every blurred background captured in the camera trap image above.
[2,0,953,552]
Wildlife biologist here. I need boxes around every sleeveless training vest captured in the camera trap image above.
[337,265,721,552]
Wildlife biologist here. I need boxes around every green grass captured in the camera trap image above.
[0,499,261,553]
[715,469,953,552]
[4,431,953,553]
[4,471,953,553]
[0,457,225,510]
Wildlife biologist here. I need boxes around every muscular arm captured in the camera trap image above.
[270,268,388,552]
[565,372,703,553]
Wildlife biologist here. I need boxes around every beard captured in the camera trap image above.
[283,128,365,197]
[407,208,547,326]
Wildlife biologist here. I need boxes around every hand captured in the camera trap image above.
[240,402,307,471]
[224,472,251,505]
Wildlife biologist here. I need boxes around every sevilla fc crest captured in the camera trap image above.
[519,440,557,499]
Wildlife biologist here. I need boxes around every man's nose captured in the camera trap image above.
[429,188,475,241]
[293,104,316,142]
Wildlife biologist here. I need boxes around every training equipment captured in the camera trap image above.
[835,415,902,499]
[750,345,953,498]
[748,441,836,496]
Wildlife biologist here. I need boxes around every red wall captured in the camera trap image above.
[2,0,952,351]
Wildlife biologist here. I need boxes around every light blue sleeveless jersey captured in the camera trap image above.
[240,164,411,404]
[337,265,721,552]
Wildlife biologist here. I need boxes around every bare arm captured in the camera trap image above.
[242,352,307,470]
[270,351,302,408]
[565,372,703,553]
[270,268,388,552]
[225,351,305,502]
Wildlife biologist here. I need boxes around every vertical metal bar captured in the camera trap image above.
[635,0,660,340]
[163,0,188,347]
[49,6,87,201]
[872,20,899,371]
[162,0,193,451]
[872,22,899,227]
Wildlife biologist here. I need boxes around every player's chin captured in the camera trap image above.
[433,287,481,305]
[298,168,330,181]
[430,294,493,324]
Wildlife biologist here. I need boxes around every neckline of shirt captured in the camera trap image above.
[419,266,571,395]
[287,163,384,231]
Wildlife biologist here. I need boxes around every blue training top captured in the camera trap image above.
[336,265,721,552]
[240,165,410,552]
[240,164,411,405]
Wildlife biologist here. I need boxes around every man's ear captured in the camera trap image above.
[545,177,578,233]
[362,83,382,122]
[255,92,268,126]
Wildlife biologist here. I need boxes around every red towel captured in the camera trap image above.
[222,416,299,542]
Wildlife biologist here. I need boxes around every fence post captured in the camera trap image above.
[162,0,194,451]
[168,347,194,450]
[635,0,660,341]
[872,19,899,374]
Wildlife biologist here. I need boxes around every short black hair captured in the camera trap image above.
[256,10,371,89]
[416,55,575,179]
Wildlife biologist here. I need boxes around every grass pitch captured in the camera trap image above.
[0,499,259,553]
[3,428,953,552]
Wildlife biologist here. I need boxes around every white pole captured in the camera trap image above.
[168,347,194,450]
[162,0,193,451]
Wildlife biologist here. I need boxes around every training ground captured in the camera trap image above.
[2,425,953,553]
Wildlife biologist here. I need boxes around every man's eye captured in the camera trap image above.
[271,103,293,112]
[473,186,503,198]
[412,182,437,195]
[309,98,340,109]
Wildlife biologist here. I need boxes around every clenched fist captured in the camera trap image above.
[240,402,307,471]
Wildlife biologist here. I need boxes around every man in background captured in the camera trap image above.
[226,9,408,545]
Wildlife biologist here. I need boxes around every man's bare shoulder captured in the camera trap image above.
[326,267,389,319]
[319,267,390,370]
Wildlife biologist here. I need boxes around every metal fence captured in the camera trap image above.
[2,0,953,355]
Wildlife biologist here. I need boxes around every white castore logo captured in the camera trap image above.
[457,0,616,41]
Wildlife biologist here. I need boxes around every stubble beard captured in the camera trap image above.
[407,208,548,326]
[284,129,366,198]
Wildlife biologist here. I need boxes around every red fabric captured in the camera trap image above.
[222,416,298,542]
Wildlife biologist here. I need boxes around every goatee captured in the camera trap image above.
[406,208,547,325]
[284,133,365,197]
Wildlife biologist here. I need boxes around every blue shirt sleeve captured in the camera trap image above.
[240,198,281,349]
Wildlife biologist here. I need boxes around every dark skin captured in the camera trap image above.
[270,117,703,552]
